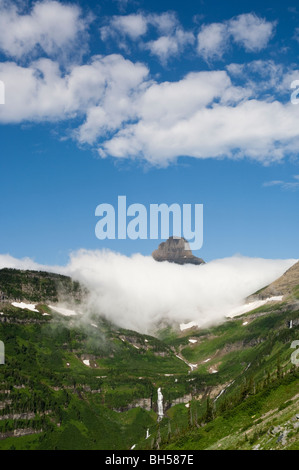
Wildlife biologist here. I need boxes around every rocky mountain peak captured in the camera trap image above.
[152,236,205,265]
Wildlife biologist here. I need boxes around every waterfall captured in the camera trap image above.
[157,387,164,421]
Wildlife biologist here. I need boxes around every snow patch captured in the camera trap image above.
[11,302,39,312]
[226,296,283,318]
[49,305,78,316]
[180,321,197,331]
[83,359,90,367]
[189,339,198,344]
[176,354,197,371]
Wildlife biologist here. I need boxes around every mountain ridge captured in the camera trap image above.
[248,260,299,301]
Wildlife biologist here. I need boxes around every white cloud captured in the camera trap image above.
[100,14,148,41]
[197,23,229,60]
[228,61,282,90]
[101,12,275,63]
[147,11,178,35]
[2,55,299,166]
[0,253,65,274]
[0,0,90,61]
[74,56,149,144]
[229,13,276,51]
[264,175,299,190]
[145,28,194,63]
[0,54,148,124]
[101,11,194,63]
[138,71,234,123]
[0,6,292,167]
[197,13,276,61]
[0,251,296,333]
[101,11,178,41]
[98,71,299,165]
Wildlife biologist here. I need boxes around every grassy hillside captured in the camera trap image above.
[162,370,299,450]
[0,269,298,450]
[0,300,190,449]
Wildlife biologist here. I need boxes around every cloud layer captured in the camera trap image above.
[0,251,296,333]
[0,2,297,167]
[1,54,299,166]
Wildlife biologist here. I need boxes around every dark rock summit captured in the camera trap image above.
[152,237,205,265]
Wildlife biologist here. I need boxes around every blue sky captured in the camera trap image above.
[0,0,299,265]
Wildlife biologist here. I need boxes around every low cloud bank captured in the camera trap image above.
[0,251,296,333]
[0,254,67,275]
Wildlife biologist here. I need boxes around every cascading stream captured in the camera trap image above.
[157,387,164,421]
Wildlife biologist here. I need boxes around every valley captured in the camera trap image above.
[0,265,298,450]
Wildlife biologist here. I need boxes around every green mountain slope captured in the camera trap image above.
[0,268,85,303]
[0,268,298,450]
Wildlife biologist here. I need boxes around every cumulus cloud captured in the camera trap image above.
[100,14,148,42]
[197,13,276,61]
[0,4,293,167]
[100,11,194,63]
[0,0,90,61]
[102,12,274,64]
[97,71,299,165]
[197,22,229,61]
[2,55,299,165]
[0,251,296,333]
[145,28,194,64]
[0,54,148,124]
[1,52,299,166]
[144,12,194,63]
[101,11,178,40]
[228,13,276,52]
